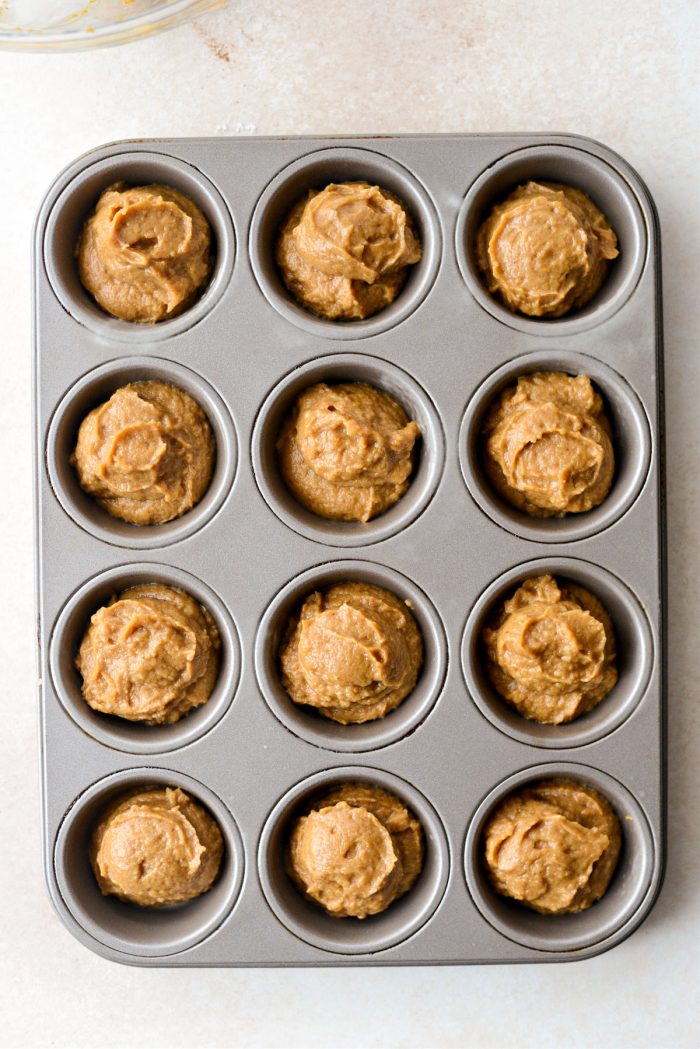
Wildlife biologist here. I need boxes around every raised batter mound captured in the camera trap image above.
[277,381,420,523]
[279,581,423,724]
[482,575,617,724]
[76,583,221,724]
[476,181,618,318]
[483,779,621,914]
[77,182,212,323]
[90,786,223,907]
[72,380,215,526]
[276,181,421,320]
[482,371,615,517]
[287,783,424,918]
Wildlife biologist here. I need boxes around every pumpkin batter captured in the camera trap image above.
[482,371,614,517]
[279,581,423,724]
[91,787,223,907]
[76,583,220,724]
[277,382,420,523]
[483,779,621,914]
[482,575,617,724]
[72,380,215,526]
[276,181,421,320]
[77,183,212,323]
[476,181,618,318]
[287,783,423,918]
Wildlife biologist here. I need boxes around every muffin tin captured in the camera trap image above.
[33,134,665,966]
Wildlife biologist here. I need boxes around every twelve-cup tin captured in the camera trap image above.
[33,133,665,967]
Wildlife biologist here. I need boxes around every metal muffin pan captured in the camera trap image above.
[33,134,665,966]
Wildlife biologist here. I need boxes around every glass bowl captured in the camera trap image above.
[0,0,226,51]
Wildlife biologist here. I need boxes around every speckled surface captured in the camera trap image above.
[0,2,698,1046]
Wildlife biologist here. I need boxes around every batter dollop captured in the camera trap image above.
[91,787,223,907]
[482,371,614,517]
[482,575,617,724]
[77,183,212,323]
[277,382,420,522]
[280,581,423,724]
[276,181,421,320]
[72,381,215,526]
[287,783,423,917]
[476,181,618,318]
[76,583,220,724]
[483,779,621,914]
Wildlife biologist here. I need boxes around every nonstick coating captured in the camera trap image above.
[33,134,665,966]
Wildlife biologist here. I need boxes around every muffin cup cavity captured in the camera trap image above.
[255,560,447,752]
[464,763,655,952]
[43,150,235,341]
[252,353,445,547]
[258,767,449,954]
[462,557,653,749]
[249,147,441,339]
[46,356,237,549]
[459,350,651,543]
[54,768,244,958]
[49,563,240,754]
[456,144,647,334]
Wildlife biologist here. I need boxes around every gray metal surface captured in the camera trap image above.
[32,134,665,967]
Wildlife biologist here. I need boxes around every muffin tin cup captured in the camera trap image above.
[34,135,664,967]
[248,146,442,340]
[459,349,652,543]
[46,355,238,549]
[255,559,448,752]
[258,767,450,955]
[49,563,241,755]
[251,352,446,547]
[455,143,648,335]
[461,557,654,749]
[464,762,656,952]
[54,768,245,959]
[43,150,236,342]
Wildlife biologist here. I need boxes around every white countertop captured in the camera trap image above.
[1,3,698,1047]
